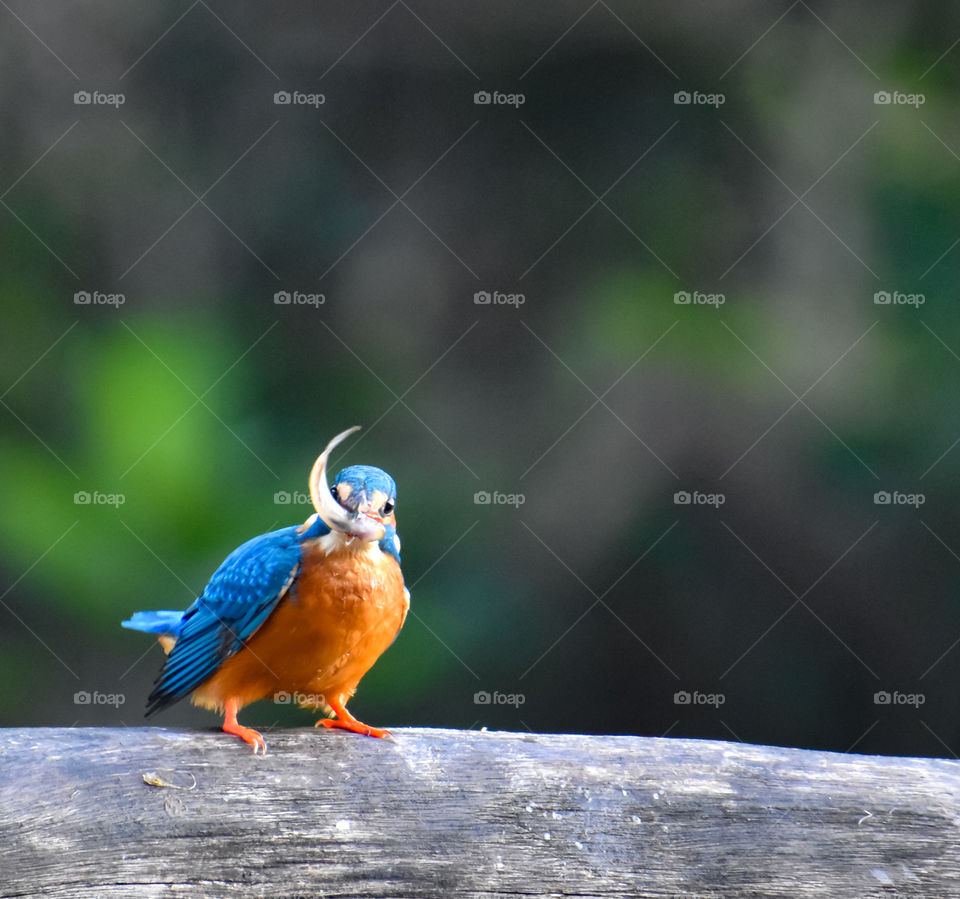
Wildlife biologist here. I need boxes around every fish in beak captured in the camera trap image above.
[309,427,386,543]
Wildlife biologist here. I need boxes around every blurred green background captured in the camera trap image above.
[2,2,959,757]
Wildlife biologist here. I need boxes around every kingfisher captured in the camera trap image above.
[122,427,408,753]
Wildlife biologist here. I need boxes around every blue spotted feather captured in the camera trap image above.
[134,516,330,715]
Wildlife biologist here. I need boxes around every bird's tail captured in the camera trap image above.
[121,610,184,637]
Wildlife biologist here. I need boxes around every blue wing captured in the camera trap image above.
[121,610,185,636]
[144,519,329,715]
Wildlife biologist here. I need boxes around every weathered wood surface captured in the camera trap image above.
[2,728,959,898]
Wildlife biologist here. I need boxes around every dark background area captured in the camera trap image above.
[2,1,959,758]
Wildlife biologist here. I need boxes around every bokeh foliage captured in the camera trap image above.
[2,2,960,757]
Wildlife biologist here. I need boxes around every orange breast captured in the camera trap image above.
[191,536,407,713]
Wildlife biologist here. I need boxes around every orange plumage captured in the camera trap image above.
[190,533,408,717]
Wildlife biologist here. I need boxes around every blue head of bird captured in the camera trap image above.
[332,465,397,530]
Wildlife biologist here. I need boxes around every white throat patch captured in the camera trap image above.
[316,528,383,559]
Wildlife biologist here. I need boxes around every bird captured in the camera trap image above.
[122,426,409,754]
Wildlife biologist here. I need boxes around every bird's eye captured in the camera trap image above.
[382,500,395,515]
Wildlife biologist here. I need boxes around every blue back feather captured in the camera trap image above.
[144,518,331,715]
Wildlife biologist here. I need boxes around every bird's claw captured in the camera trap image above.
[315,716,392,739]
[223,722,267,755]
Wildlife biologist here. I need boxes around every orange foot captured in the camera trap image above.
[315,699,391,739]
[223,697,267,754]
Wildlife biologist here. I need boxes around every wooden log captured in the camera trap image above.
[1,727,958,897]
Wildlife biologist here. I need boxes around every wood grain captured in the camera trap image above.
[2,727,959,898]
